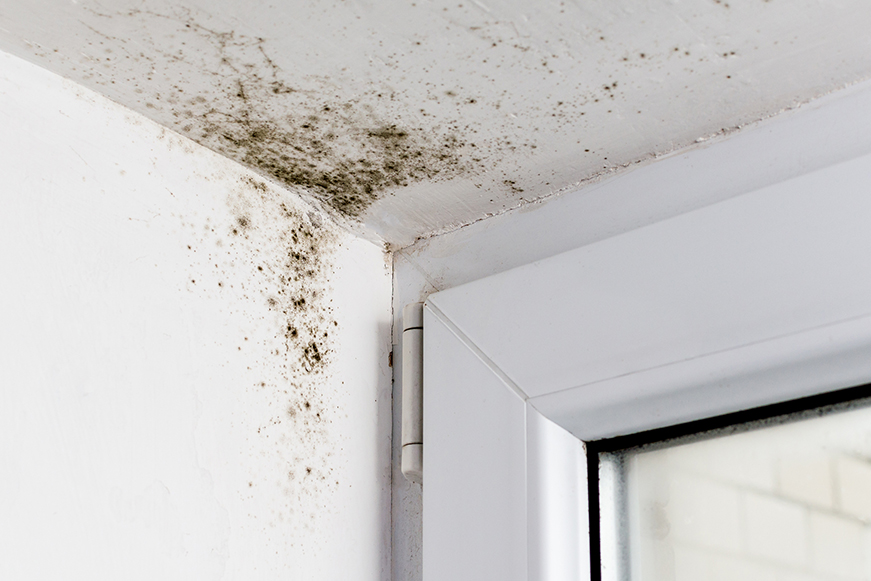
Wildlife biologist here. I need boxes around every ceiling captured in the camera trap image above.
[2,0,871,247]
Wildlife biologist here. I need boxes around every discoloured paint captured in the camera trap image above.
[0,49,391,578]
[178,160,351,522]
[5,0,871,246]
[140,7,476,220]
[224,177,343,517]
[4,4,476,222]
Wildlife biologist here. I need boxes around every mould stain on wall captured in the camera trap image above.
[180,164,348,530]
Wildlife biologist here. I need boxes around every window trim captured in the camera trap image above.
[419,88,871,581]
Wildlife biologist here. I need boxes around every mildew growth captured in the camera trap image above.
[22,0,871,248]
[183,170,346,527]
[208,102,470,219]
[42,3,682,234]
[79,5,474,220]
[227,176,337,377]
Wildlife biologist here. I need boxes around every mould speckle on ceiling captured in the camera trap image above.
[76,5,478,221]
[2,0,871,245]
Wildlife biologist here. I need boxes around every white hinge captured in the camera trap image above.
[401,302,423,484]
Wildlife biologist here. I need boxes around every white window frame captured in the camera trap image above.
[419,94,871,580]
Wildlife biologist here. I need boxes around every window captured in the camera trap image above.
[590,384,871,581]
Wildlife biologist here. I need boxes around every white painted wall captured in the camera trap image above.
[0,51,392,580]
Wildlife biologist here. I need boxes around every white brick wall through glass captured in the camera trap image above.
[624,402,871,581]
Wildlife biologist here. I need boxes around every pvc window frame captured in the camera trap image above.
[420,142,871,581]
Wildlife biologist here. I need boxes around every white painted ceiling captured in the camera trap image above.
[2,0,871,247]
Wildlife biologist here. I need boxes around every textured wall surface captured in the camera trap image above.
[0,51,392,580]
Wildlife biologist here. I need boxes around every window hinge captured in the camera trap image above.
[401,302,424,484]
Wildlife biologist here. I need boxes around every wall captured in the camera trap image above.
[0,51,392,580]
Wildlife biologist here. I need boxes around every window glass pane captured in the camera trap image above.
[620,402,871,581]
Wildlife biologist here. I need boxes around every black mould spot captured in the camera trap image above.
[226,177,340,383]
[178,165,345,521]
[213,113,469,219]
[503,179,523,194]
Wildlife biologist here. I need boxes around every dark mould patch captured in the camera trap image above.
[54,5,603,223]
[503,179,524,194]
[79,5,475,221]
[122,8,473,220]
[185,172,344,524]
[211,113,468,219]
[231,178,339,379]
[231,214,251,235]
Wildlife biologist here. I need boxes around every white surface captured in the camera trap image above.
[533,314,871,440]
[428,150,871,439]
[394,80,871,577]
[4,0,871,245]
[526,406,588,581]
[399,78,871,289]
[423,305,588,581]
[0,52,392,580]
[400,303,423,483]
[389,253,436,581]
[422,308,528,581]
